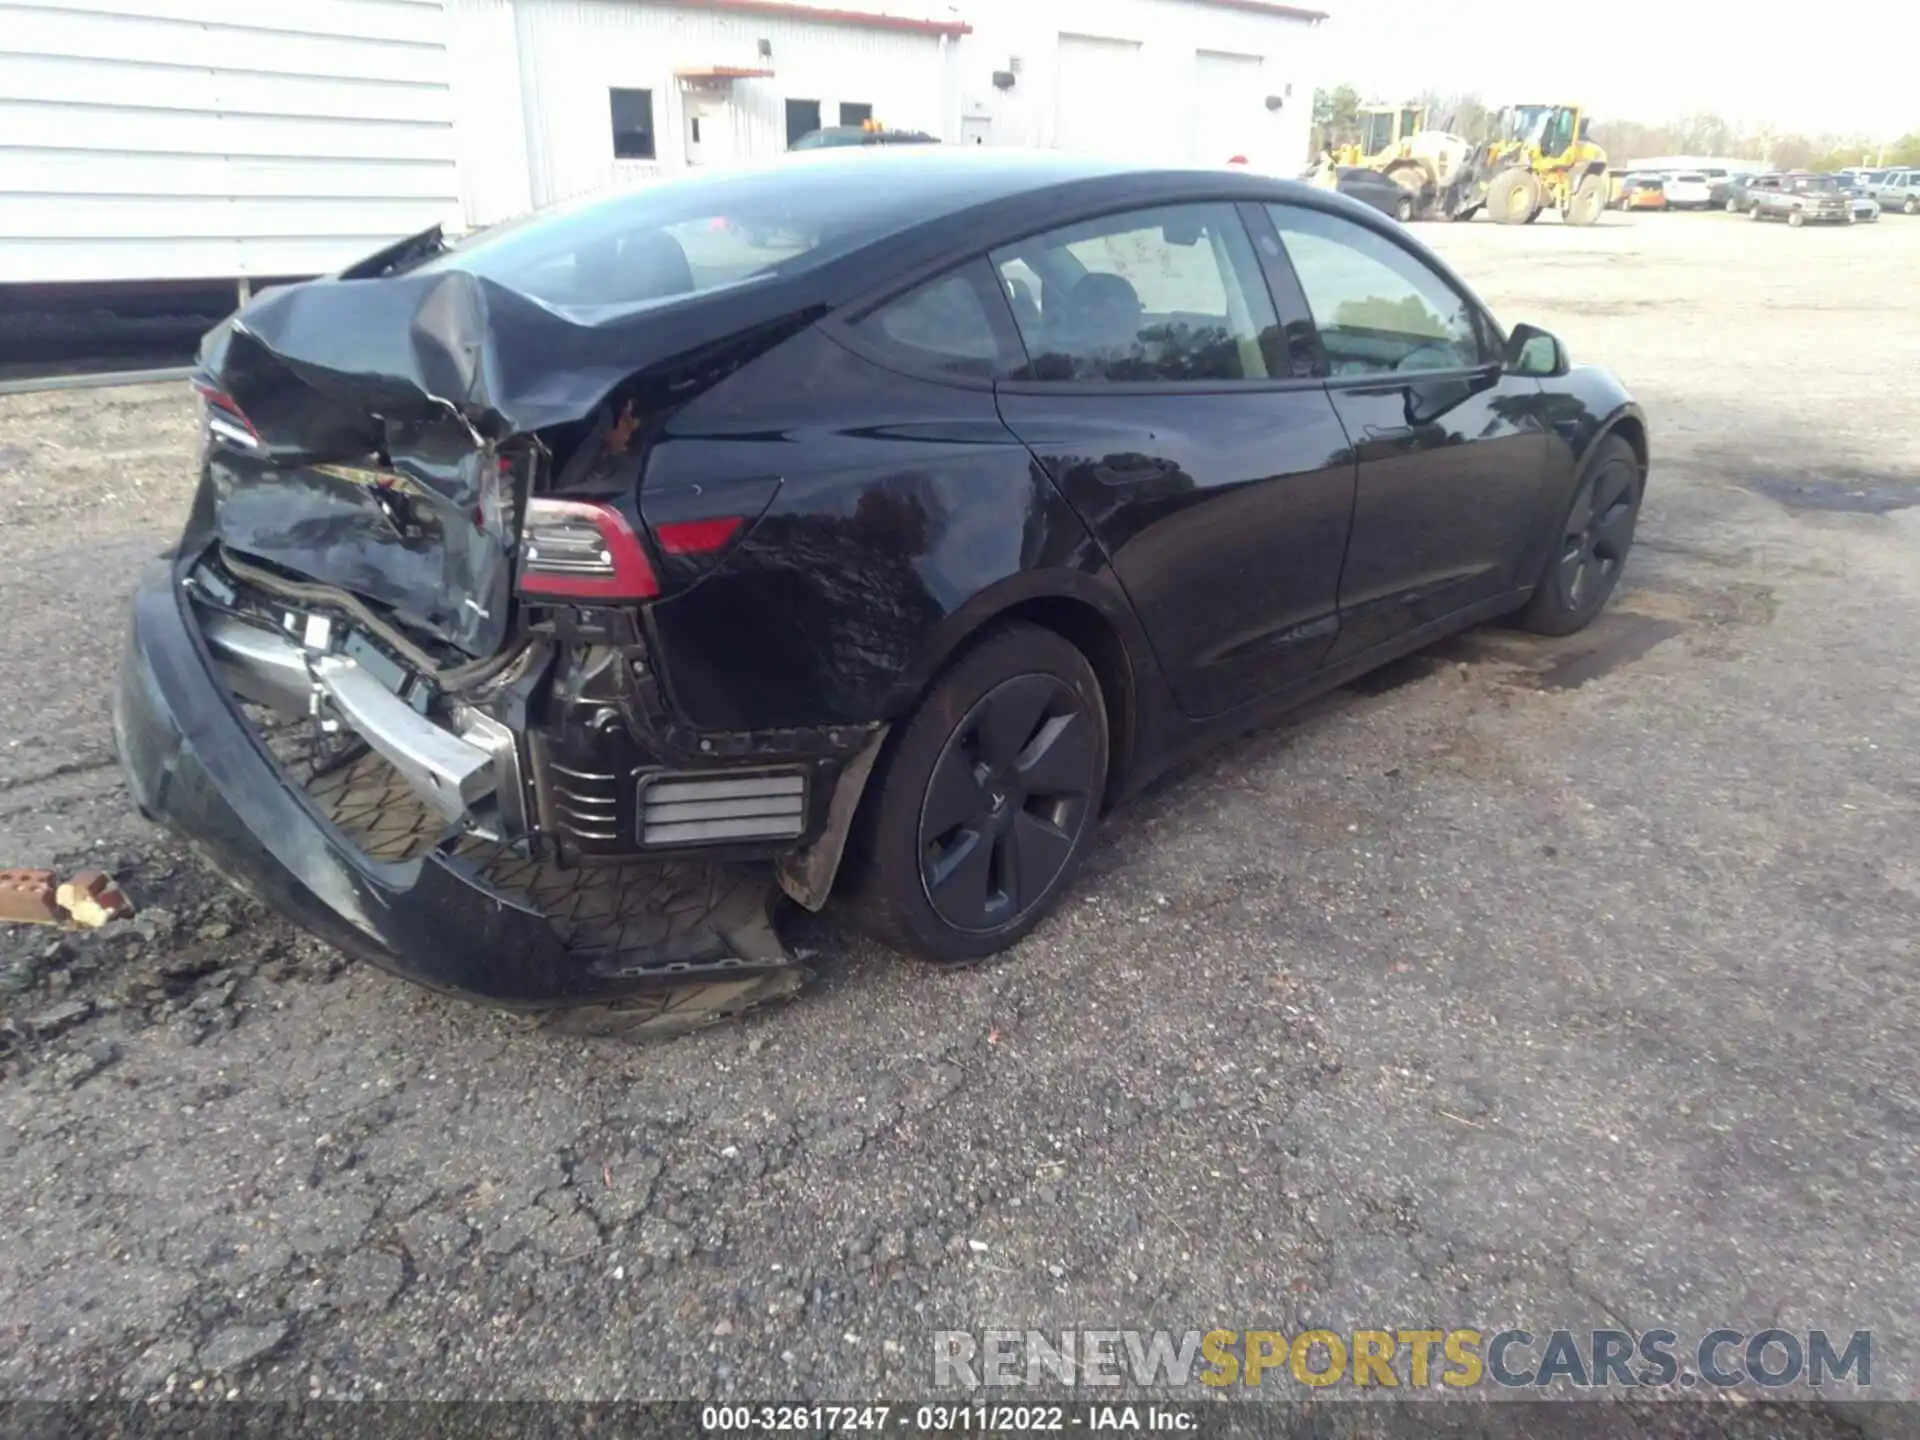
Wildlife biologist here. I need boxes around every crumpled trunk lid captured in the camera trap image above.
[196,257,820,658]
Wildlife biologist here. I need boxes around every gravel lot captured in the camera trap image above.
[2,212,1918,1427]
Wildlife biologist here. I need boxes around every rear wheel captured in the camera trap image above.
[1394,194,1415,223]
[1748,204,1763,222]
[1567,176,1607,227]
[843,623,1107,966]
[1788,209,1805,227]
[1905,197,1918,215]
[1514,436,1643,637]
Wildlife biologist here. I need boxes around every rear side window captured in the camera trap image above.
[1268,204,1489,376]
[851,263,1019,379]
[989,203,1283,383]
[411,164,980,310]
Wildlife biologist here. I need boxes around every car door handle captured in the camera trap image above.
[1363,424,1416,443]
[1090,458,1179,487]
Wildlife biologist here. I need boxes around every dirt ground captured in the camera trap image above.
[2,211,1918,1426]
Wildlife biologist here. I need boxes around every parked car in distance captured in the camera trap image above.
[1332,165,1417,222]
[1872,169,1920,214]
[1842,182,1881,223]
[1662,172,1712,209]
[1700,168,1734,206]
[790,124,939,151]
[1751,172,1854,225]
[113,150,1649,1009]
[1724,172,1781,213]
[1619,174,1667,211]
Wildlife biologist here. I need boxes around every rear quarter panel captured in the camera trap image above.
[639,328,1114,731]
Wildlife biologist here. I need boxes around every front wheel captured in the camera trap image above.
[1512,435,1643,637]
[1905,197,1918,215]
[1725,197,1739,212]
[1394,194,1414,223]
[1487,169,1540,224]
[842,623,1108,965]
[1788,209,1805,227]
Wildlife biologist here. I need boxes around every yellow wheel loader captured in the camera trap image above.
[1445,104,1609,225]
[1312,103,1477,221]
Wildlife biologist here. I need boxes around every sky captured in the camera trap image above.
[1316,0,1919,141]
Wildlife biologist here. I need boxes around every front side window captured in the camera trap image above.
[989,203,1282,383]
[852,264,1015,379]
[1268,204,1489,377]
[610,89,656,160]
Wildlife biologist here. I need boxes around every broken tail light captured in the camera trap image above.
[518,500,751,601]
[518,499,661,600]
[191,378,261,451]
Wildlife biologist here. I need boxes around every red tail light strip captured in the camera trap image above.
[654,515,745,556]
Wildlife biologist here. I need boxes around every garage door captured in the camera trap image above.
[1192,50,1265,167]
[1054,33,1144,158]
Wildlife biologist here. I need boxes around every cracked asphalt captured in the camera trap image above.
[2,212,1918,1430]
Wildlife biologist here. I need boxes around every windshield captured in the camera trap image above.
[1504,106,1554,143]
[1360,111,1396,154]
[412,159,956,309]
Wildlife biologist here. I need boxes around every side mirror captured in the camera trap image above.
[1506,323,1568,377]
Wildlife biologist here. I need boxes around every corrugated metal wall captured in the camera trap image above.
[0,0,464,284]
[487,0,954,217]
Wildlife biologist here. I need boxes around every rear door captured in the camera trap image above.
[991,201,1356,719]
[1263,201,1551,659]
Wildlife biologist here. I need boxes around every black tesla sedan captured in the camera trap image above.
[114,149,1647,1016]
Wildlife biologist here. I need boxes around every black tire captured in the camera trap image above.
[1567,176,1606,227]
[842,622,1108,966]
[1725,197,1739,213]
[1394,194,1414,223]
[1905,197,1918,215]
[1487,169,1539,225]
[1513,436,1643,637]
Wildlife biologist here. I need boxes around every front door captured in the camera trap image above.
[990,201,1356,719]
[683,91,734,168]
[1264,202,1550,658]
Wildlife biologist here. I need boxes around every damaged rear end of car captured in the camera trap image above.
[113,201,888,1016]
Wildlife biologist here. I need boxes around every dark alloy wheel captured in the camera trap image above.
[918,673,1098,934]
[844,622,1107,965]
[1514,434,1643,636]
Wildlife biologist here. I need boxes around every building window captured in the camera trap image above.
[610,88,656,160]
[785,98,821,148]
[839,101,872,127]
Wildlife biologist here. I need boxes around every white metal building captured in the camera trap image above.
[0,0,1325,287]
[0,0,465,285]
